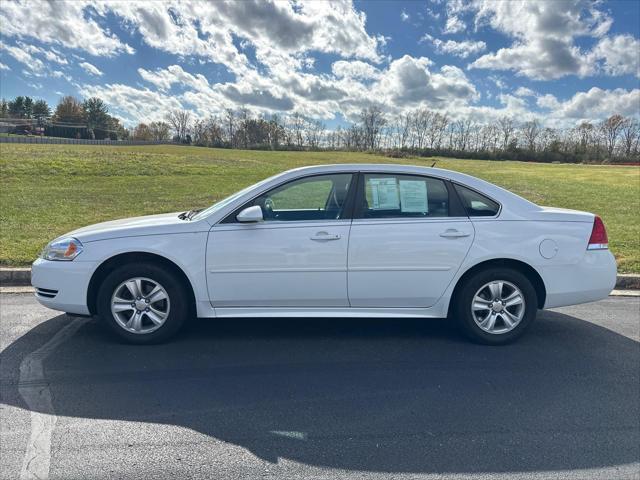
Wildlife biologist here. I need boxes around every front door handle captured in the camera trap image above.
[439,229,471,238]
[310,231,341,241]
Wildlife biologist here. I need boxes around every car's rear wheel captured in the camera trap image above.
[453,268,538,345]
[96,263,190,344]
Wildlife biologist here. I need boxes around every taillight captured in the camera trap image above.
[587,215,608,250]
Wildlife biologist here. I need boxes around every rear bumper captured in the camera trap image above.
[31,258,95,315]
[540,249,617,309]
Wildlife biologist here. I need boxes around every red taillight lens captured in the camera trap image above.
[587,215,608,250]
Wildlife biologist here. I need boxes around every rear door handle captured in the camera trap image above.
[310,231,341,241]
[439,229,471,238]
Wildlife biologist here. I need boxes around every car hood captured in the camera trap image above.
[64,212,210,242]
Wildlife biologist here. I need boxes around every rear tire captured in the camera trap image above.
[96,262,190,344]
[453,268,538,345]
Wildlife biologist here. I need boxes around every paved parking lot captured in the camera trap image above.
[1,294,638,480]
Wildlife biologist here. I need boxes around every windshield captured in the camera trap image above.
[190,173,281,221]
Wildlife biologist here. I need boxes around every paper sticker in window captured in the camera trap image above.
[369,178,400,210]
[399,180,428,213]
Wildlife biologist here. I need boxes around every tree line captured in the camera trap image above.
[2,95,638,163]
[1,96,127,140]
[151,106,639,163]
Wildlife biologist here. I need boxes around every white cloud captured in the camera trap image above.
[0,62,10,71]
[101,0,382,78]
[138,65,209,92]
[444,16,465,34]
[471,38,592,80]
[514,87,536,97]
[376,55,478,109]
[468,0,614,80]
[537,88,640,122]
[426,8,440,20]
[0,1,134,56]
[331,60,380,80]
[18,42,68,65]
[51,70,73,82]
[421,34,486,58]
[400,10,410,22]
[79,83,184,124]
[79,61,103,76]
[488,75,506,90]
[590,35,640,78]
[443,0,469,33]
[0,42,45,73]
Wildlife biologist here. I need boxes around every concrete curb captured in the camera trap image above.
[1,267,639,290]
[615,273,640,290]
[0,267,31,286]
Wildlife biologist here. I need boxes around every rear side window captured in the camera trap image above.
[360,173,449,218]
[454,184,500,217]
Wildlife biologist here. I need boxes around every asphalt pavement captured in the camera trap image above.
[1,293,639,480]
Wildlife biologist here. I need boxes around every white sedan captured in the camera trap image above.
[32,164,616,345]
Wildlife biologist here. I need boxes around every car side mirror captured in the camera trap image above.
[236,205,264,223]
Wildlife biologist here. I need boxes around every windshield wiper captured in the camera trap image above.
[178,209,203,221]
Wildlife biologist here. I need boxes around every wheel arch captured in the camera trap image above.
[448,258,547,315]
[87,252,197,316]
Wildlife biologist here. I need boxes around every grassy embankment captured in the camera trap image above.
[1,144,638,272]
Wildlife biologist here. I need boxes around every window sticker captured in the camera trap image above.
[399,180,428,213]
[369,178,400,210]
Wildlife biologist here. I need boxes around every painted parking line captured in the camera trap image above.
[19,317,90,480]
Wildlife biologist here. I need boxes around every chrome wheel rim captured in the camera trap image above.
[110,277,170,334]
[471,280,525,335]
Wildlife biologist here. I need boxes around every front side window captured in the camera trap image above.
[360,174,449,218]
[245,173,354,222]
[454,184,500,217]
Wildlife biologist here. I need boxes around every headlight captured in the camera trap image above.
[40,237,84,261]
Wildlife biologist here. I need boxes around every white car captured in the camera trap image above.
[32,164,616,345]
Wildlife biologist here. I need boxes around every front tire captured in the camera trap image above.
[96,263,190,344]
[453,268,538,345]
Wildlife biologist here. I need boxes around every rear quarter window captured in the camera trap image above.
[454,184,500,217]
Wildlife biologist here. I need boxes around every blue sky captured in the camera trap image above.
[1,0,639,128]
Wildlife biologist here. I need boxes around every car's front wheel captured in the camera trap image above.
[96,263,190,344]
[454,268,538,345]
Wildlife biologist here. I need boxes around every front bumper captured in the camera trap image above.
[31,257,96,315]
[541,249,617,309]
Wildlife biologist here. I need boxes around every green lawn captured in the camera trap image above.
[1,144,638,272]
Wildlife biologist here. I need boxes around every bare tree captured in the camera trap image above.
[290,112,305,148]
[498,116,515,151]
[224,108,236,146]
[412,108,433,149]
[391,113,411,149]
[620,118,640,158]
[428,112,449,149]
[359,105,387,150]
[305,119,325,149]
[452,119,474,152]
[149,121,171,141]
[600,114,625,158]
[165,109,191,142]
[132,123,152,141]
[521,119,540,152]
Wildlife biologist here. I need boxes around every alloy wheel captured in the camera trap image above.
[110,277,170,334]
[471,280,525,335]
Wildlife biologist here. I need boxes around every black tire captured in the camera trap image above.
[452,267,538,345]
[96,262,190,344]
